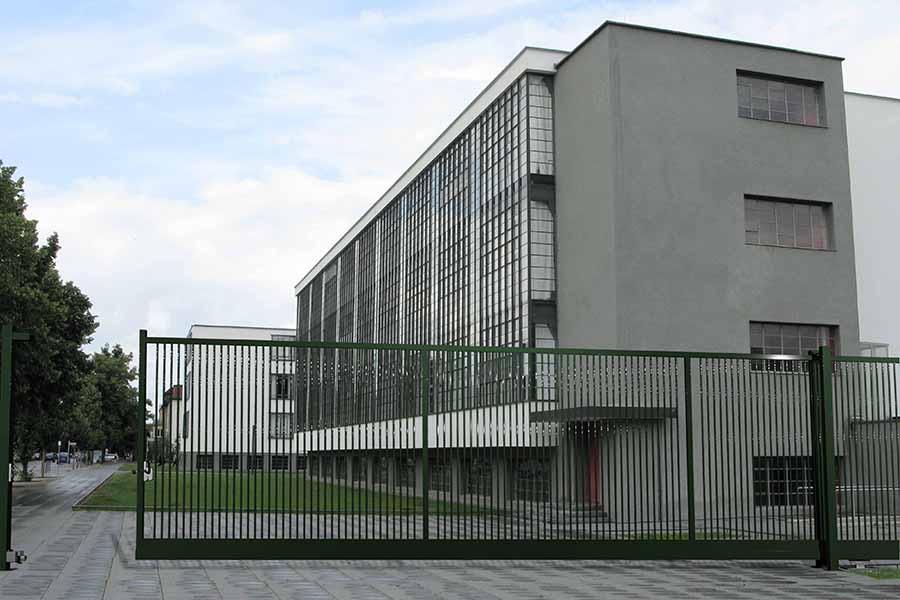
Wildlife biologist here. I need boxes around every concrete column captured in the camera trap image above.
[386,454,396,489]
[415,455,424,496]
[492,456,508,504]
[450,455,462,498]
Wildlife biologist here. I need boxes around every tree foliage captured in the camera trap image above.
[84,344,138,456]
[0,160,97,473]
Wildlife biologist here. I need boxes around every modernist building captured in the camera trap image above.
[289,21,862,512]
[158,324,298,471]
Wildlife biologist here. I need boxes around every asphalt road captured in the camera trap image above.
[2,464,899,599]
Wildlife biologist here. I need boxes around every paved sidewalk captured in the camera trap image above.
[3,466,900,598]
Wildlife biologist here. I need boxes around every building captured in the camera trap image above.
[845,92,900,359]
[289,22,862,513]
[158,325,297,471]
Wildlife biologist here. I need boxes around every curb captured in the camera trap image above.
[72,468,125,511]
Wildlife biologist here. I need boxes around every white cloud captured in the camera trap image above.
[27,168,391,357]
[13,0,900,361]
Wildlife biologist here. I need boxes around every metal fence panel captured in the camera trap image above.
[135,332,900,564]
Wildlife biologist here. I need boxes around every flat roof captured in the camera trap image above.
[845,91,900,103]
[188,324,295,333]
[294,46,567,293]
[555,20,843,69]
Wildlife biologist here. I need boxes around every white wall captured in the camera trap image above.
[846,93,900,357]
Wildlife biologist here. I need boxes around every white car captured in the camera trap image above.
[104,453,119,462]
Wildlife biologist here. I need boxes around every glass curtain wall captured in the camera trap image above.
[295,73,556,430]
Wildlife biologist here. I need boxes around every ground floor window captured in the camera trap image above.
[465,457,493,496]
[512,456,551,502]
[221,454,240,470]
[248,455,264,471]
[430,457,453,492]
[396,456,416,488]
[196,454,214,470]
[336,455,347,479]
[373,456,389,485]
[352,456,366,482]
[296,455,307,471]
[753,456,814,507]
[271,455,289,470]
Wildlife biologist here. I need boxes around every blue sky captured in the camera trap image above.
[3,0,899,359]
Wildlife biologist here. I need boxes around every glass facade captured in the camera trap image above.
[296,73,557,431]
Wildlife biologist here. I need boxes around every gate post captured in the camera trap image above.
[420,349,430,541]
[0,324,12,571]
[682,356,696,541]
[812,346,839,570]
[1,324,28,571]
[136,329,147,557]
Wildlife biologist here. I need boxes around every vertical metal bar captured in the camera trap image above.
[1,324,14,570]
[421,349,430,541]
[817,346,839,569]
[136,330,147,554]
[683,357,696,541]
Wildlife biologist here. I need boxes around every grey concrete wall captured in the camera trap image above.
[555,24,860,354]
[554,28,618,349]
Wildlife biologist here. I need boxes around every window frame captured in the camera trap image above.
[744,196,834,251]
[736,71,826,128]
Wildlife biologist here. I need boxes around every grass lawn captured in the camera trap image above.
[76,470,461,513]
[117,462,136,472]
[853,567,900,580]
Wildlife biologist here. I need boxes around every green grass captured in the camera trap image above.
[75,470,462,513]
[853,567,900,580]
[117,462,136,472]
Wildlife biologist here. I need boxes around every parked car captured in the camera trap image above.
[104,453,119,462]
[45,452,57,462]
[57,452,69,464]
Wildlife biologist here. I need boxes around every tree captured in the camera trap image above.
[0,160,97,478]
[88,345,138,458]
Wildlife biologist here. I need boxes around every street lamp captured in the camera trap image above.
[56,440,61,475]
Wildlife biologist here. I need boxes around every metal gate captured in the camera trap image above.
[1,324,28,571]
[136,331,900,567]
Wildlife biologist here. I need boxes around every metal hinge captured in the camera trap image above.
[7,464,11,483]
[143,462,153,482]
[5,550,27,564]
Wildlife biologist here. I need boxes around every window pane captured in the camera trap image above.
[776,204,795,246]
[758,201,777,245]
[811,205,829,249]
[795,205,811,248]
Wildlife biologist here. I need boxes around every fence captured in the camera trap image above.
[1,324,29,570]
[136,331,900,567]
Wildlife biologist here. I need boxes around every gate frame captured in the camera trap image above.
[1,324,29,571]
[134,331,900,567]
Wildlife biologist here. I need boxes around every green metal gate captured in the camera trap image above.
[1,324,28,571]
[135,331,900,567]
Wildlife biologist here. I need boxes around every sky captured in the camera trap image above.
[2,0,899,360]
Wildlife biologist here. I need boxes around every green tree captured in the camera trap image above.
[0,160,97,477]
[88,345,138,458]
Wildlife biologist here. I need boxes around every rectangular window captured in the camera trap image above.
[753,456,814,507]
[196,454,213,470]
[745,197,831,250]
[737,73,824,126]
[296,455,308,471]
[269,412,293,439]
[750,321,837,356]
[271,334,295,361]
[221,454,240,470]
[248,455,264,470]
[271,374,293,402]
[271,455,289,470]
[465,457,493,496]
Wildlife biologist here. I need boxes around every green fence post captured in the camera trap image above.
[818,345,839,570]
[0,324,12,571]
[136,329,147,558]
[683,357,696,541]
[420,349,430,541]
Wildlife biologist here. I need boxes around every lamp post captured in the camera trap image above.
[56,440,61,475]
